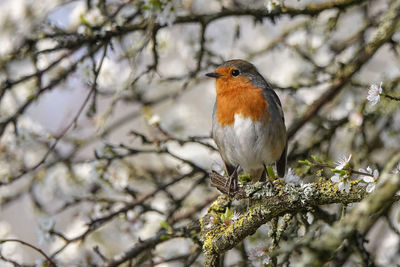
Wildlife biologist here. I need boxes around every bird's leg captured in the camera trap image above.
[259,168,267,182]
[263,164,274,188]
[225,165,239,195]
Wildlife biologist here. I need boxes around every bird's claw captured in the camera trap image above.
[224,166,239,195]
[225,175,237,195]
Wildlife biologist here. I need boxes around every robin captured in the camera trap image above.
[206,59,287,193]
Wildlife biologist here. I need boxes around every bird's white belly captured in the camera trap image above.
[220,114,276,173]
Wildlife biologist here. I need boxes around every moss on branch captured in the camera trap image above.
[202,175,367,266]
[203,149,400,266]
[298,152,400,266]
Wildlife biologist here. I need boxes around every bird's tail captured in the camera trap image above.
[277,143,287,178]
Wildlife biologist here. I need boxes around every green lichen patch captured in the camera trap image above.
[238,173,252,183]
[245,182,275,199]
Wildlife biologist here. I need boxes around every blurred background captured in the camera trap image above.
[0,0,399,266]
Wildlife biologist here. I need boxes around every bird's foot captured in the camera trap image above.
[225,166,239,195]
[263,164,276,189]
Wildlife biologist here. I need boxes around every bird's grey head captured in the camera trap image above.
[206,59,261,80]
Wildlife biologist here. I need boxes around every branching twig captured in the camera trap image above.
[0,239,56,267]
[288,1,400,139]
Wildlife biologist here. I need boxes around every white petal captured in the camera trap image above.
[338,182,345,191]
[366,184,375,193]
[347,154,352,162]
[331,175,340,183]
[363,176,374,183]
[358,182,367,187]
[370,84,378,93]
[369,97,379,106]
[373,169,379,178]
[335,164,345,170]
[148,114,160,125]
[366,166,372,174]
[367,86,381,105]
[344,182,350,193]
[335,154,352,170]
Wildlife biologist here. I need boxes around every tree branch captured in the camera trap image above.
[298,152,400,266]
[201,176,368,265]
[0,238,56,266]
[288,0,400,139]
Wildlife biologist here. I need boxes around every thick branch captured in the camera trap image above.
[201,178,367,265]
[298,152,400,266]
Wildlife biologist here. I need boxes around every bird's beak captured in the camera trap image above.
[205,72,221,78]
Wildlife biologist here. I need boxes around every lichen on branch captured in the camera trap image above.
[202,173,367,266]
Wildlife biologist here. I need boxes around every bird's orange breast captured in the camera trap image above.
[215,74,269,126]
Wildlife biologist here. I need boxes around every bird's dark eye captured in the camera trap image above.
[231,69,240,77]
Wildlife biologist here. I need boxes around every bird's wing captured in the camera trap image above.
[263,83,287,177]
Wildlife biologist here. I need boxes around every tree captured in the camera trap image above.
[0,0,400,266]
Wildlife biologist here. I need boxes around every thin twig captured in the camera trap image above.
[0,239,56,267]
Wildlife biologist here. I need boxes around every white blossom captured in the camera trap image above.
[232,211,241,221]
[358,166,378,193]
[331,175,340,183]
[248,246,270,267]
[338,180,351,193]
[359,166,379,180]
[362,176,375,183]
[331,174,351,194]
[148,114,161,125]
[367,82,383,106]
[366,183,376,193]
[285,168,302,185]
[335,154,352,170]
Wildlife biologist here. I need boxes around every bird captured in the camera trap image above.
[206,59,287,194]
